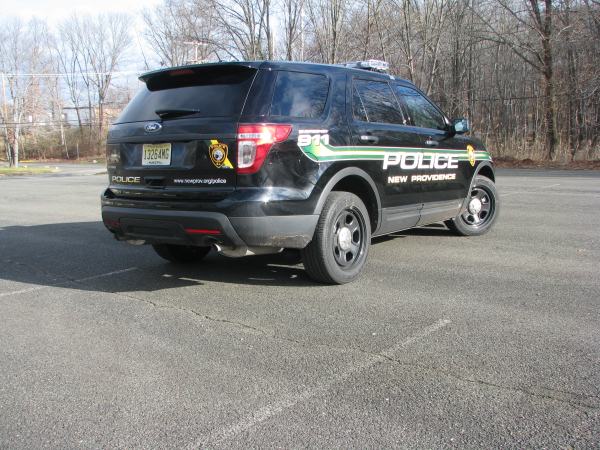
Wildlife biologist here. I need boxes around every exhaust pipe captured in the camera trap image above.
[213,244,283,258]
[125,239,146,245]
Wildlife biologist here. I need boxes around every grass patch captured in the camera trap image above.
[0,167,61,177]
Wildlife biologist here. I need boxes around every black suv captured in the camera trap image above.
[102,60,499,284]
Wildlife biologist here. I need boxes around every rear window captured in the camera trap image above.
[115,65,258,124]
[269,71,329,118]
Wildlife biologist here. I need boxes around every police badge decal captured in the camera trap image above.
[467,145,476,166]
[209,143,228,168]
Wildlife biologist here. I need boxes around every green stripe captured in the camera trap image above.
[300,143,491,163]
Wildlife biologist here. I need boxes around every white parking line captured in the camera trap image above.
[0,267,137,297]
[190,319,451,448]
[75,267,137,282]
[501,183,560,197]
[0,285,47,297]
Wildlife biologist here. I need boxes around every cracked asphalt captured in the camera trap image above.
[0,166,598,449]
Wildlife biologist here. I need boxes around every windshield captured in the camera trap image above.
[115,65,258,124]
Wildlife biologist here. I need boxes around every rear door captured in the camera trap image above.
[106,64,259,201]
[349,77,423,234]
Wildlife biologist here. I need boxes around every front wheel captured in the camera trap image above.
[445,175,500,236]
[152,244,211,263]
[301,192,371,284]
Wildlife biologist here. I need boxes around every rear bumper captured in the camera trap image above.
[101,206,318,249]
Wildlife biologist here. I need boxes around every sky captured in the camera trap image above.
[2,0,163,24]
[2,0,168,75]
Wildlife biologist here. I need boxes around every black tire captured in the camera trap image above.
[152,244,211,263]
[301,192,371,284]
[445,175,500,236]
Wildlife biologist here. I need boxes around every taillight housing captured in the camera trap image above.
[105,144,121,163]
[237,125,292,174]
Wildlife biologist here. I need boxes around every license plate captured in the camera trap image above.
[142,143,171,166]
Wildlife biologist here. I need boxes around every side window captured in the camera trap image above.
[353,79,404,124]
[352,85,368,122]
[393,85,446,130]
[270,71,329,118]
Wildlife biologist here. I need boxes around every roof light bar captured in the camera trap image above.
[336,60,389,73]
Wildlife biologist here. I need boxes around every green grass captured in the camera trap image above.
[0,167,61,177]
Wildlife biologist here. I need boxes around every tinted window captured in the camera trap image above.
[352,85,368,122]
[393,85,446,130]
[353,79,404,124]
[270,71,329,117]
[115,65,257,123]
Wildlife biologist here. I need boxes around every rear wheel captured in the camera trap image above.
[445,175,500,236]
[152,244,211,263]
[301,192,371,284]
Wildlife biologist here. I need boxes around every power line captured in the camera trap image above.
[0,71,140,78]
[0,121,118,127]
[432,92,599,103]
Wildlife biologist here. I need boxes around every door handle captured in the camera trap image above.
[360,134,379,144]
[425,140,439,147]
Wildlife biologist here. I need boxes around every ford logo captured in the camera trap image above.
[144,123,162,133]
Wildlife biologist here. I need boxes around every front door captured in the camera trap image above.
[392,84,469,225]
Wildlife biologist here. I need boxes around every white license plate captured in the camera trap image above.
[142,143,171,166]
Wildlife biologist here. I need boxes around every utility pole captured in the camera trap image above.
[184,41,209,64]
[300,5,305,62]
[1,73,10,164]
[1,74,7,124]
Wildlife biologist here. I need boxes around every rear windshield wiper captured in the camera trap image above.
[155,108,200,119]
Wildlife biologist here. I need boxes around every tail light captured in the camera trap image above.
[237,125,292,174]
[105,144,120,163]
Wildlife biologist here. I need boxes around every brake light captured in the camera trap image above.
[104,221,120,227]
[170,68,194,77]
[185,229,222,234]
[237,125,292,174]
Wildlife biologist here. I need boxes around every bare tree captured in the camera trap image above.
[208,0,272,60]
[140,0,220,68]
[56,12,132,152]
[0,17,49,168]
[305,0,348,64]
[470,0,560,160]
[83,13,132,139]
[280,0,305,60]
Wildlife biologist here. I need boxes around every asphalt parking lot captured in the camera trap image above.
[0,165,598,449]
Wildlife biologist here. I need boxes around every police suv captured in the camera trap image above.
[102,60,499,284]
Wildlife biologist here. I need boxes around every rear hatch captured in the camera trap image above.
[105,63,261,201]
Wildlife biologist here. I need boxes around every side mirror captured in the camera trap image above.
[453,118,470,134]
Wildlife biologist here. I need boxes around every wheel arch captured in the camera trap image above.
[313,167,382,234]
[475,162,495,183]
[459,162,496,213]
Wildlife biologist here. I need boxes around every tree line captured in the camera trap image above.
[1,0,599,167]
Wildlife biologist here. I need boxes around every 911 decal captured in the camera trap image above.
[298,130,329,147]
